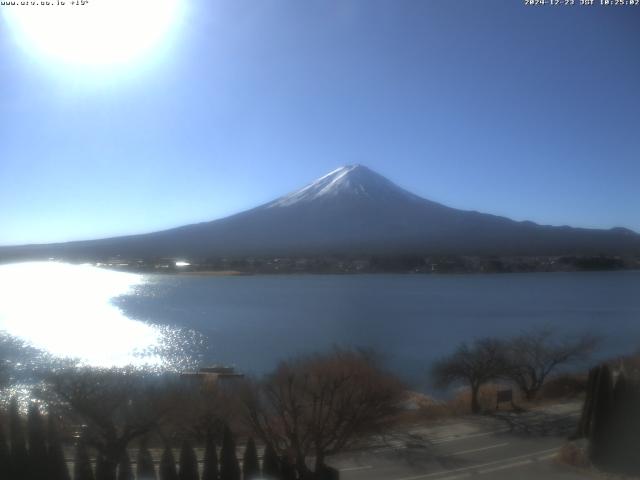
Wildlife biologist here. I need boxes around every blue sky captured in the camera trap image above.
[1,0,639,245]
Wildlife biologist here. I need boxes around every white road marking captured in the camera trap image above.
[445,442,509,456]
[427,473,470,480]
[339,465,373,472]
[431,428,511,444]
[373,429,510,453]
[477,453,555,474]
[428,411,580,445]
[425,454,557,480]
[391,447,558,480]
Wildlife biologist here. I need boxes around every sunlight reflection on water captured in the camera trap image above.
[0,262,163,367]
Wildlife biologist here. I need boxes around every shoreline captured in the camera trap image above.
[2,256,639,276]
[102,266,640,277]
[175,270,248,276]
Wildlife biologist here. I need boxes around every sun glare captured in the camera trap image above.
[0,262,162,367]
[3,0,181,66]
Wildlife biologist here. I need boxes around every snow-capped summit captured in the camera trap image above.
[2,165,639,260]
[266,164,421,208]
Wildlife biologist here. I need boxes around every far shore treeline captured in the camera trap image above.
[1,253,637,276]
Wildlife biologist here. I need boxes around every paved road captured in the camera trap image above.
[330,402,588,480]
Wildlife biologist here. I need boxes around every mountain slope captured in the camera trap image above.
[2,165,639,260]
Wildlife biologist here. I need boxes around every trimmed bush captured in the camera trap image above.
[73,438,95,480]
[609,372,640,473]
[588,365,614,467]
[583,363,640,474]
[27,404,48,480]
[261,444,280,480]
[96,454,118,480]
[9,397,28,480]
[202,434,218,480]
[159,446,179,480]
[279,456,296,480]
[47,413,71,480]
[242,437,260,480]
[117,451,134,480]
[219,426,240,480]
[137,441,157,480]
[576,366,599,438]
[179,439,199,480]
[95,454,111,480]
[0,425,10,480]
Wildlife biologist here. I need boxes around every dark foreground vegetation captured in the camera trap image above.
[2,327,639,478]
[572,355,640,476]
[0,348,404,480]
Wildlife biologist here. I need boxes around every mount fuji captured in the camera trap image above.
[2,165,639,261]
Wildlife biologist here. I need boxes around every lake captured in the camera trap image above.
[1,262,639,388]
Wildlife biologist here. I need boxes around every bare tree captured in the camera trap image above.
[154,372,243,448]
[504,328,598,400]
[44,368,180,479]
[431,338,508,413]
[242,349,404,479]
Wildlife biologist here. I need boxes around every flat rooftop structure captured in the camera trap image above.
[199,366,238,374]
[180,366,244,379]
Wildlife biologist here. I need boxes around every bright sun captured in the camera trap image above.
[3,0,181,66]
